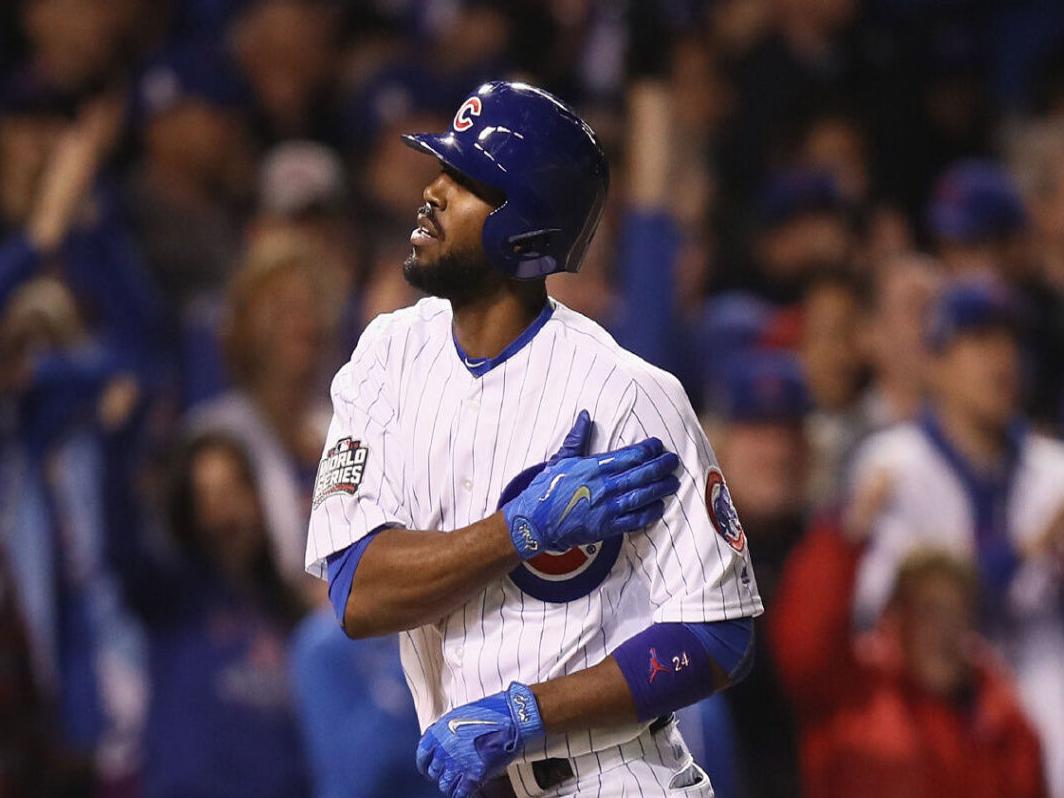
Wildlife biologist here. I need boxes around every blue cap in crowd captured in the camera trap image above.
[927,160,1027,242]
[134,43,248,123]
[700,293,775,357]
[758,169,848,228]
[712,352,810,424]
[926,277,1022,351]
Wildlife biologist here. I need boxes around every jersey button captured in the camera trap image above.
[455,645,464,659]
[462,478,473,491]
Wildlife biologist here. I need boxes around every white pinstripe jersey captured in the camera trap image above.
[305,296,763,763]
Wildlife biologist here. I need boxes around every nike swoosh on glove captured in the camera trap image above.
[416,682,544,798]
[503,436,680,559]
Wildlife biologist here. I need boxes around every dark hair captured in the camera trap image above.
[890,548,978,608]
[166,431,304,624]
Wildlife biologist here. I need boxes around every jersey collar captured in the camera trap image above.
[452,299,554,378]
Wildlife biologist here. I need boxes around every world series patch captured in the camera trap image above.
[313,437,368,507]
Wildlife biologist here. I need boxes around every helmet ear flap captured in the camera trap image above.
[483,204,565,279]
[508,228,563,259]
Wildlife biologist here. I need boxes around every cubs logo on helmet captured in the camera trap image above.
[452,96,482,131]
[706,467,746,552]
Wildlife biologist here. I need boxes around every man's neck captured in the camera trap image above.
[935,402,1008,473]
[451,280,548,360]
[875,370,924,424]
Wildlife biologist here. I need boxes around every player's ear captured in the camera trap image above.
[550,409,593,463]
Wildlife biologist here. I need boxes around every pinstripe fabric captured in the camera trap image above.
[505,717,714,797]
[305,296,762,771]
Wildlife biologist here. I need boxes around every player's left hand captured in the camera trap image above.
[548,409,593,463]
[416,682,545,798]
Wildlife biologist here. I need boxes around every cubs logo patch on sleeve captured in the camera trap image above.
[313,437,368,507]
[705,467,746,552]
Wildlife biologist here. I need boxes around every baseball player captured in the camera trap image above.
[306,81,762,798]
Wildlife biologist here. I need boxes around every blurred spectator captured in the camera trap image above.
[1007,120,1064,428]
[251,140,362,355]
[860,253,942,428]
[289,609,437,798]
[708,352,809,798]
[927,160,1029,278]
[722,169,855,304]
[128,44,255,311]
[799,269,870,505]
[8,0,146,104]
[0,105,66,235]
[773,519,1047,798]
[0,93,166,395]
[925,160,1064,429]
[850,277,1064,796]
[795,108,869,205]
[232,0,344,145]
[0,276,146,794]
[716,0,860,212]
[103,424,309,797]
[0,545,51,797]
[611,79,680,374]
[188,231,341,586]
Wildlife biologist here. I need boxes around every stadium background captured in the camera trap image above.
[1,0,1064,796]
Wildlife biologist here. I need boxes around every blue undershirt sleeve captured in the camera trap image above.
[325,529,387,626]
[683,618,755,683]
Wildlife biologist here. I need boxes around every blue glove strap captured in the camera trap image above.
[505,507,544,559]
[506,682,545,741]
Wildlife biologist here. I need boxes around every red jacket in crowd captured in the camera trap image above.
[770,521,1046,798]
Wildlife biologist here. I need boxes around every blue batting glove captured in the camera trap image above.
[548,409,593,464]
[495,411,594,512]
[416,682,545,798]
[503,437,680,559]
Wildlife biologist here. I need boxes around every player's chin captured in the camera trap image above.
[403,250,443,290]
[404,249,436,275]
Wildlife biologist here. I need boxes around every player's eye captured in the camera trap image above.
[442,165,505,207]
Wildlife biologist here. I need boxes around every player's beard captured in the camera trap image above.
[403,244,502,304]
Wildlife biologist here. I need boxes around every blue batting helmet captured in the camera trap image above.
[402,81,609,279]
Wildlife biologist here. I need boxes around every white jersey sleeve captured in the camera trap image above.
[609,366,763,624]
[305,315,413,577]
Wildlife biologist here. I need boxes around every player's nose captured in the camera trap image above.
[422,173,448,210]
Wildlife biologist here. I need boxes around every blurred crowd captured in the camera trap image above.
[1,1,1064,797]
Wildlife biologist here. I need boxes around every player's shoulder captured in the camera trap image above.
[547,299,688,401]
[332,298,450,399]
[353,297,451,353]
[1023,430,1064,476]
[344,298,450,368]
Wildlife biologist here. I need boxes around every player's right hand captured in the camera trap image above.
[502,437,680,559]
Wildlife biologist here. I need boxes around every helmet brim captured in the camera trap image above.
[401,132,507,198]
